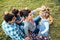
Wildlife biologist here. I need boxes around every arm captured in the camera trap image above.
[31,8,41,14]
[7,26,24,40]
[33,16,41,25]
[31,10,36,14]
[16,17,24,24]
[41,22,49,34]
[24,23,29,37]
[9,26,30,40]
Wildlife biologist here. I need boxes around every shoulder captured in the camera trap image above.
[2,21,6,25]
[2,21,8,28]
[23,21,30,27]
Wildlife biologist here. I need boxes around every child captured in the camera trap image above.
[12,8,24,25]
[37,8,52,40]
[12,8,25,34]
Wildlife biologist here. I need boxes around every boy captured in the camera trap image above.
[2,12,30,40]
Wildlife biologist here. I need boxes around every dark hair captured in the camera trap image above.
[4,13,14,22]
[19,10,24,17]
[12,9,19,17]
[20,9,31,18]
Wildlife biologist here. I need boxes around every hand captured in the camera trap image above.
[25,37,30,40]
[21,17,24,21]
[24,7,29,10]
[39,36,42,39]
[16,20,20,24]
[36,8,41,12]
[36,36,39,39]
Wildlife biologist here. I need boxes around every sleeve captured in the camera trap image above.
[31,10,36,14]
[2,23,9,36]
[24,23,29,36]
[41,22,49,34]
[33,15,41,25]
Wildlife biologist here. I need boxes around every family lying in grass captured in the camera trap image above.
[2,6,53,40]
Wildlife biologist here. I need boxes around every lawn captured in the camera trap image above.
[0,0,60,40]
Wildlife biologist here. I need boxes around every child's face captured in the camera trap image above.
[39,11,45,18]
[11,16,16,23]
[45,13,49,18]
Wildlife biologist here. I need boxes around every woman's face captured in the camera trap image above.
[27,12,33,20]
[45,13,49,18]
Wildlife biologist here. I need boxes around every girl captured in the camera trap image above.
[40,6,53,25]
[38,8,52,40]
[12,8,24,26]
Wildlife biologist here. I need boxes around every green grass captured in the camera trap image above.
[0,0,60,40]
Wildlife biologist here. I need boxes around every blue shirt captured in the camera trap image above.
[16,16,24,26]
[2,21,25,40]
[38,19,49,36]
[16,16,21,21]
